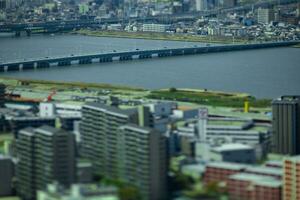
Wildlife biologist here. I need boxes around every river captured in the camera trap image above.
[0,34,299,98]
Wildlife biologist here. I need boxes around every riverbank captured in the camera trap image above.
[0,77,271,109]
[74,29,248,44]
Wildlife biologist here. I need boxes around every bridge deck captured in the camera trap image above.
[0,41,298,72]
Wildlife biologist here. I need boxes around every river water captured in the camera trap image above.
[0,34,299,98]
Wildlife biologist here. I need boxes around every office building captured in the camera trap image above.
[272,96,300,155]
[177,117,272,160]
[0,155,14,196]
[16,126,76,200]
[283,156,300,200]
[80,102,138,177]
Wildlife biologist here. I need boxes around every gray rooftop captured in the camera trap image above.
[30,125,67,137]
[84,102,137,118]
[245,166,283,177]
[229,173,282,188]
[19,127,35,137]
[206,161,249,171]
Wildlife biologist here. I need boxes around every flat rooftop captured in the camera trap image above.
[213,143,253,152]
[229,173,282,188]
[206,162,249,171]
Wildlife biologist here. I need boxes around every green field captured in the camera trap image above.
[147,88,271,108]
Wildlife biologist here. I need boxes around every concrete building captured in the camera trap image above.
[80,103,168,200]
[16,126,76,200]
[203,162,247,186]
[283,156,300,200]
[80,102,138,177]
[210,143,256,164]
[176,117,271,160]
[0,155,14,196]
[257,8,275,24]
[37,183,119,200]
[11,117,56,137]
[142,23,170,32]
[228,173,282,200]
[272,96,300,155]
[119,124,168,200]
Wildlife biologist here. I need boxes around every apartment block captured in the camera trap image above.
[80,103,168,200]
[203,162,247,185]
[16,126,76,200]
[283,156,300,200]
[119,124,168,200]
[228,173,282,200]
[80,102,138,177]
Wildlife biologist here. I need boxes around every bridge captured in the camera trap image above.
[0,41,298,72]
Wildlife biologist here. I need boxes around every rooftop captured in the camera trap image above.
[19,127,35,137]
[206,161,248,171]
[213,143,253,152]
[229,173,282,188]
[84,102,137,118]
[245,166,283,177]
[285,155,300,163]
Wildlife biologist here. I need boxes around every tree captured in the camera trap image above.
[169,87,177,92]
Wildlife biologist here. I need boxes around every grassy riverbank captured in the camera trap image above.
[147,88,271,108]
[0,77,271,110]
[75,29,248,44]
[0,76,145,92]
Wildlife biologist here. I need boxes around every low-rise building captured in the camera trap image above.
[228,173,282,200]
[209,143,256,164]
[142,23,170,32]
[283,156,300,200]
[203,162,247,186]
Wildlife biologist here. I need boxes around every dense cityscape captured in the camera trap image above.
[0,0,300,200]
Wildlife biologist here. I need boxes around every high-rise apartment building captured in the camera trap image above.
[16,126,76,200]
[272,96,300,155]
[119,124,167,200]
[283,156,300,200]
[80,102,138,177]
[80,103,168,200]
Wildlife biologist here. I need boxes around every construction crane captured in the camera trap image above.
[45,90,56,102]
